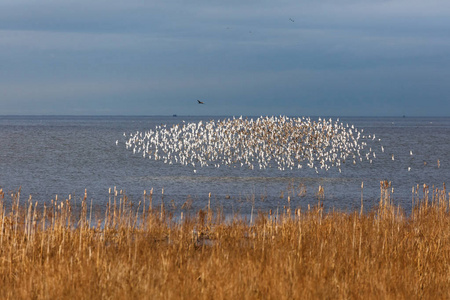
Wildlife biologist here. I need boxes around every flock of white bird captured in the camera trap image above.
[121,116,382,173]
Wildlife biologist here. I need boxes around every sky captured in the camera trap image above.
[1,0,450,116]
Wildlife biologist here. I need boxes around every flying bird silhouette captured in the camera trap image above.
[197,100,204,104]
[289,18,295,22]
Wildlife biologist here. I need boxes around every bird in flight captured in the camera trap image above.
[197,100,205,104]
[289,18,295,22]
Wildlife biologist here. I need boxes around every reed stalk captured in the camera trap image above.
[0,184,449,299]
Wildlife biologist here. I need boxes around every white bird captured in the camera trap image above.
[122,116,380,174]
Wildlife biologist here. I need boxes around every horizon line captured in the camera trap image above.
[0,114,449,118]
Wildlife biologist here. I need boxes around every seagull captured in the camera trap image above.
[123,116,379,174]
[197,100,204,104]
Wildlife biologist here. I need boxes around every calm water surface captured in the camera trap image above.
[1,115,449,215]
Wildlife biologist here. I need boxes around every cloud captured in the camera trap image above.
[0,0,449,116]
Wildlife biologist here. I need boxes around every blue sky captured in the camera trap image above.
[1,0,450,116]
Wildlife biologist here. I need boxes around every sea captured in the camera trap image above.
[1,115,449,216]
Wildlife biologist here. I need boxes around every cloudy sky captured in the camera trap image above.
[1,0,450,116]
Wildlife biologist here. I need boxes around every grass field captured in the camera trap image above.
[1,181,449,299]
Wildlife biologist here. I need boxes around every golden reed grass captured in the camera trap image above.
[0,182,449,299]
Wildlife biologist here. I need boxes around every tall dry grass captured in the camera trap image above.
[0,182,449,299]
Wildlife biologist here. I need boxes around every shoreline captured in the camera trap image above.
[1,183,449,298]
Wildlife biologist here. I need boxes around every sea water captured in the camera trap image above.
[1,115,449,215]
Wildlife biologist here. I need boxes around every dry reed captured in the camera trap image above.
[0,182,449,299]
